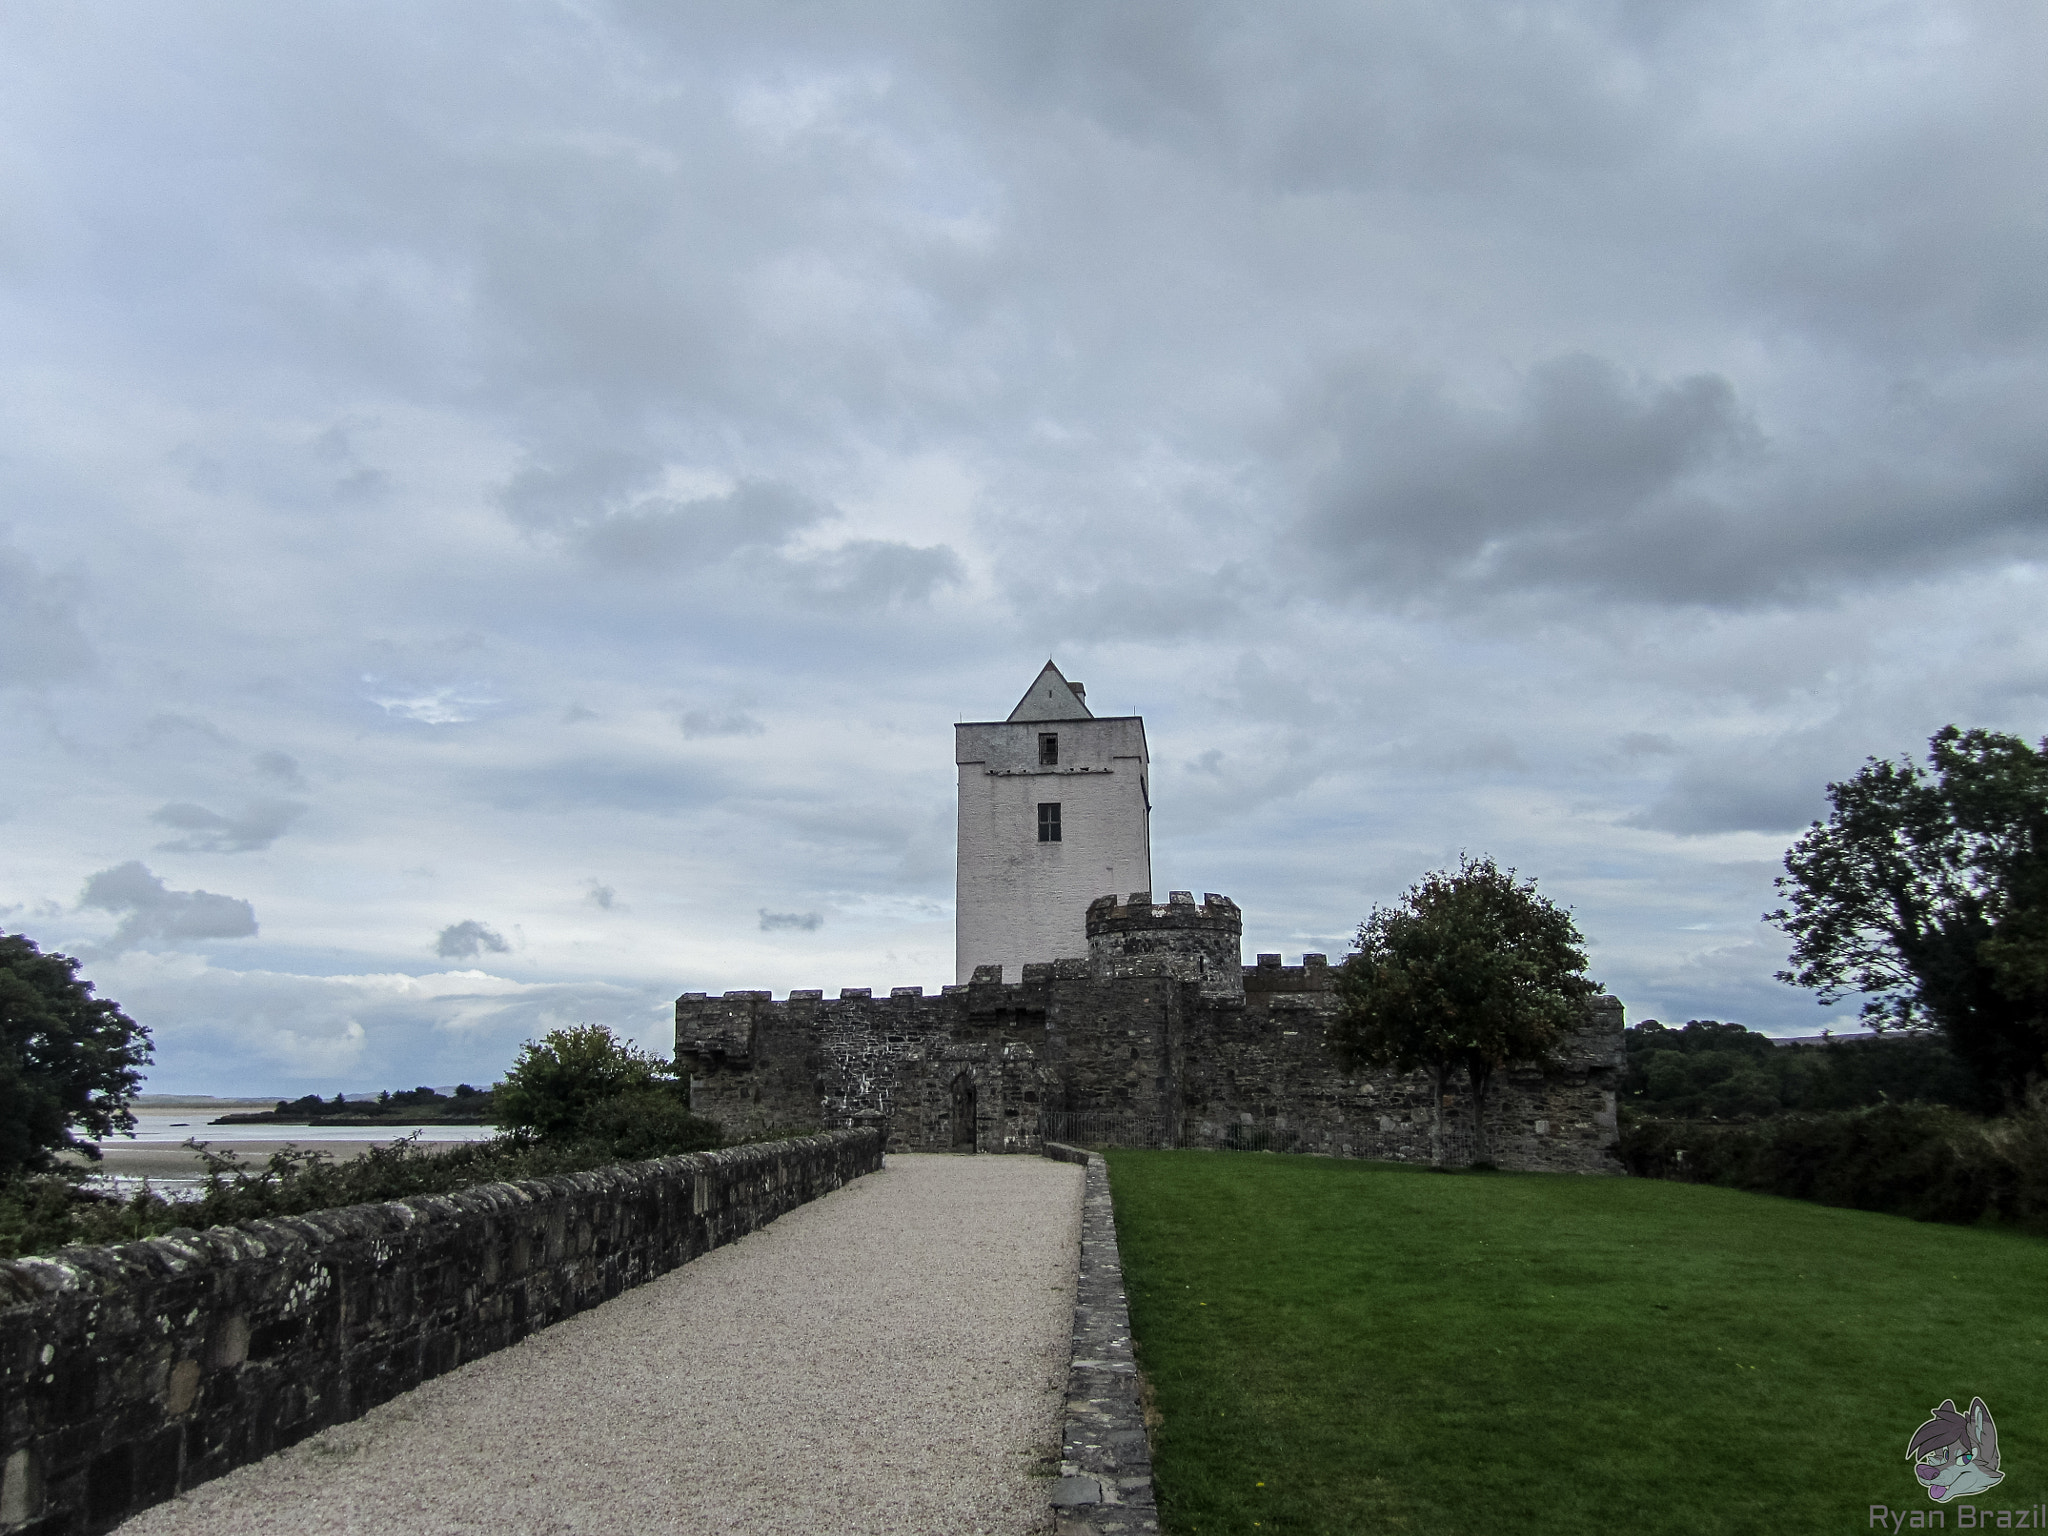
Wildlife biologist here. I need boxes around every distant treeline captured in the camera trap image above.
[213,1084,498,1126]
[1623,1019,1976,1121]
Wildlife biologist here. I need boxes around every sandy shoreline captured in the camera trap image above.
[64,1139,462,1179]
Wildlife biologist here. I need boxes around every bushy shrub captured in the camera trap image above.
[573,1089,723,1161]
[1620,1094,2048,1229]
[496,1024,674,1142]
[0,1173,104,1259]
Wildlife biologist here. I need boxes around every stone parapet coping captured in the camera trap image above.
[1042,1142,1160,1535]
[1,1130,883,1536]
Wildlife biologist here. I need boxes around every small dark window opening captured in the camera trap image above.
[1039,732,1059,766]
[1038,802,1062,842]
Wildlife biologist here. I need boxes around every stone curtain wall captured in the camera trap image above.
[0,1131,882,1536]
[1196,965,1623,1172]
[678,955,1625,1174]
[677,966,1189,1155]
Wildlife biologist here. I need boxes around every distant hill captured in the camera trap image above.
[209,1084,498,1127]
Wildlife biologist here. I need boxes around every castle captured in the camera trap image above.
[676,664,1625,1172]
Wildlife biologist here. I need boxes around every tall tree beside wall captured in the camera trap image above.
[1769,727,2048,1112]
[0,932,153,1178]
[1334,856,1598,1167]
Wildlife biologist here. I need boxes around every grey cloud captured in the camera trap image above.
[1303,353,1759,600]
[1626,767,1824,837]
[1422,736,1529,776]
[1624,737,1849,837]
[784,540,964,609]
[584,881,616,910]
[499,451,657,532]
[79,861,258,953]
[468,759,727,816]
[998,563,1253,644]
[1619,733,1680,757]
[436,920,509,960]
[0,545,94,687]
[581,481,825,570]
[252,751,307,788]
[136,713,234,747]
[152,798,307,853]
[1299,351,2048,608]
[679,709,764,739]
[759,909,822,932]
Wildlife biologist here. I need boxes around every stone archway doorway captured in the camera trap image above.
[951,1073,977,1151]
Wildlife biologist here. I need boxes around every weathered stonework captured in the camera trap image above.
[1043,1142,1158,1536]
[0,1131,881,1536]
[678,896,1625,1173]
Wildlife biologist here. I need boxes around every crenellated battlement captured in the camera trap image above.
[1085,889,1241,929]
[1243,952,1336,994]
[1086,889,1244,999]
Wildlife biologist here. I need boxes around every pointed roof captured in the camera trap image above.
[1006,660,1094,722]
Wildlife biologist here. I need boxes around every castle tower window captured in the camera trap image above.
[955,661,1147,984]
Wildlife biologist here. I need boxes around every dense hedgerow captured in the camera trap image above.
[1619,1096,2048,1228]
[1622,1018,1977,1120]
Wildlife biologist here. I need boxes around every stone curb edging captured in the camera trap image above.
[1042,1142,1159,1535]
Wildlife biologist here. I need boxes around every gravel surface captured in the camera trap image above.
[117,1153,1084,1536]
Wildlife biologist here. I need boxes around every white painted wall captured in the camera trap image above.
[955,714,1152,982]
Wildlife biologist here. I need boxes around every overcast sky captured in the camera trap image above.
[4,2,2045,1094]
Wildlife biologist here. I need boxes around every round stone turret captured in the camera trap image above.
[1086,890,1243,1000]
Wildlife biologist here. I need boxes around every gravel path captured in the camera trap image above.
[117,1153,1085,1536]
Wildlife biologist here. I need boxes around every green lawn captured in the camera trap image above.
[1105,1149,2048,1535]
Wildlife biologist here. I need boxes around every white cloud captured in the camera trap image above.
[86,952,676,1092]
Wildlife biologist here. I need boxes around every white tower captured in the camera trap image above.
[955,661,1152,983]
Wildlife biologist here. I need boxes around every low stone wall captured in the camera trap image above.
[1044,1143,1158,1536]
[0,1130,882,1536]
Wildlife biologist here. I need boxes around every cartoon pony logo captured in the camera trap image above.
[1908,1397,2002,1503]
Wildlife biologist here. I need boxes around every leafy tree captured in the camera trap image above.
[1769,727,2048,1111]
[496,1024,680,1143]
[0,932,153,1178]
[1334,856,1598,1167]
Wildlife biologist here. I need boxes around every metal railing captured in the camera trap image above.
[1035,1111,1321,1155]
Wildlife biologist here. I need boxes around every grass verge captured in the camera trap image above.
[1106,1149,2048,1535]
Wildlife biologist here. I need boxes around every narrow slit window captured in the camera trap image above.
[1039,732,1059,766]
[1038,802,1062,842]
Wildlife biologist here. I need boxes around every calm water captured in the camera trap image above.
[81,1112,502,1199]
[100,1111,501,1146]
